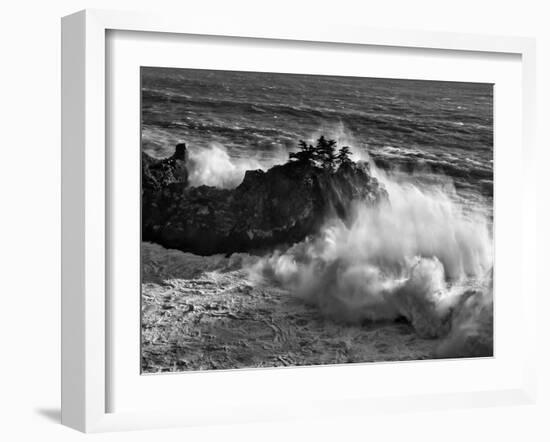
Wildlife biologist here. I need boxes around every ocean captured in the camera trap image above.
[140,67,494,371]
[141,67,493,209]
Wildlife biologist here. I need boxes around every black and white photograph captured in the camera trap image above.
[140,67,494,373]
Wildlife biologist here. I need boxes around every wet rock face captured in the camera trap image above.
[142,143,189,191]
[142,146,388,255]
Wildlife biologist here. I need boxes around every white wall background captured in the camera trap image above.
[0,1,547,440]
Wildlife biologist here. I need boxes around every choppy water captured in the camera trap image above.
[141,68,494,364]
[141,67,493,207]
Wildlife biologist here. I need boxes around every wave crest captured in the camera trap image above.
[251,169,493,353]
[187,142,286,189]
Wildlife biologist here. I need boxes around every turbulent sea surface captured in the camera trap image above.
[142,68,493,206]
[141,67,494,372]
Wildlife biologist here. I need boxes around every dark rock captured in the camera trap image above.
[142,147,388,255]
[142,143,189,191]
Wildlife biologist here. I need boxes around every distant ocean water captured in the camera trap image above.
[141,67,493,209]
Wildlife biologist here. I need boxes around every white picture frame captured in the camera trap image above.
[61,9,537,433]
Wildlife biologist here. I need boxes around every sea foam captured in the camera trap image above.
[251,162,493,356]
[186,142,289,189]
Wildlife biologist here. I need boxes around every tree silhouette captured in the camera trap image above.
[289,136,353,171]
[316,136,337,170]
[289,139,317,165]
[336,145,353,166]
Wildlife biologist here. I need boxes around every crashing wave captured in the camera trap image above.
[142,132,494,359]
[250,166,493,356]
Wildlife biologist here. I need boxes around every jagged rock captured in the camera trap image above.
[142,147,388,255]
[142,143,189,191]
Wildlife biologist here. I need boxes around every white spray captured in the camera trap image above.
[186,142,287,188]
[250,140,493,356]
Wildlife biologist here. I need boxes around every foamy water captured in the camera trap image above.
[248,156,492,349]
[186,142,287,188]
[141,68,494,360]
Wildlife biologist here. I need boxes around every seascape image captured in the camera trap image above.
[140,67,493,373]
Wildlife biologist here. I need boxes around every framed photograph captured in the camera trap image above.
[61,9,537,432]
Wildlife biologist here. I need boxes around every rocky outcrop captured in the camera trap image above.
[142,145,387,255]
[142,143,189,191]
